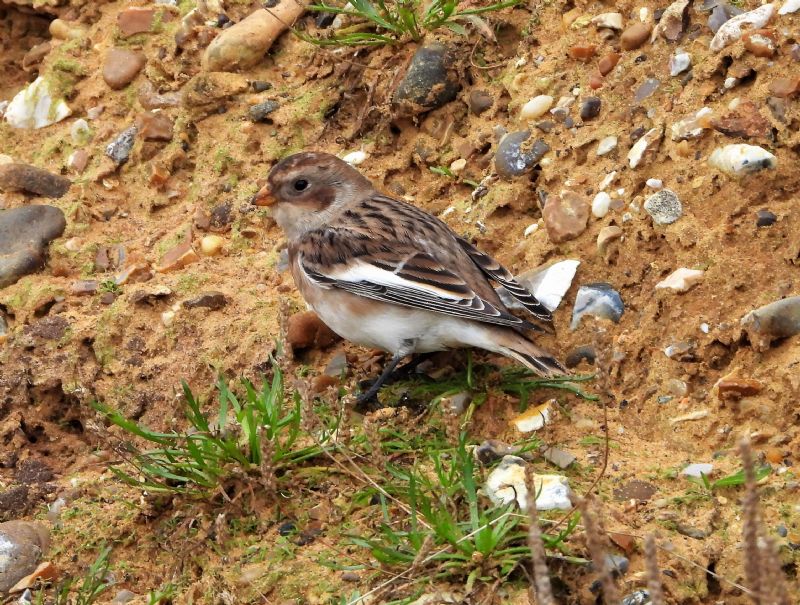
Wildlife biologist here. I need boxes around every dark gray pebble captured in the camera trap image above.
[756,209,776,227]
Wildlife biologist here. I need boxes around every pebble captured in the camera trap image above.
[571,283,624,329]
[741,296,800,351]
[628,126,663,168]
[520,95,553,120]
[710,4,774,52]
[0,521,50,593]
[543,191,589,243]
[135,112,173,142]
[541,446,577,469]
[70,119,91,145]
[597,225,623,253]
[769,77,800,98]
[0,163,71,198]
[613,480,657,502]
[568,44,596,61]
[497,259,580,312]
[620,22,652,50]
[669,50,692,76]
[621,590,651,605]
[248,99,279,122]
[653,0,690,41]
[579,97,601,120]
[112,590,137,604]
[105,126,138,165]
[251,81,272,93]
[102,49,146,90]
[646,178,663,189]
[779,0,800,15]
[118,7,155,37]
[634,78,660,104]
[671,107,713,140]
[655,268,704,292]
[591,192,611,218]
[494,131,549,178]
[468,90,493,115]
[49,18,87,40]
[182,72,249,110]
[485,456,572,511]
[644,189,682,225]
[474,440,530,465]
[716,373,763,399]
[712,100,771,139]
[598,52,621,75]
[286,311,340,350]
[393,43,460,115]
[597,135,618,156]
[756,209,776,227]
[664,341,695,360]
[0,205,66,288]
[138,81,181,110]
[183,292,228,310]
[511,401,551,432]
[743,30,777,58]
[5,77,71,129]
[199,235,224,256]
[592,12,623,30]
[682,463,713,478]
[708,144,776,177]
[156,241,199,272]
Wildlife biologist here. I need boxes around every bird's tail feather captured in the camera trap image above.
[497,333,566,378]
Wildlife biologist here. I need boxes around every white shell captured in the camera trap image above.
[591,12,623,30]
[724,76,738,90]
[671,107,713,141]
[681,463,713,478]
[449,158,466,173]
[523,223,539,237]
[628,126,663,169]
[710,4,774,52]
[646,178,663,190]
[496,259,580,313]
[5,77,71,129]
[655,268,705,292]
[592,192,611,218]
[511,401,551,432]
[669,51,691,76]
[779,0,800,15]
[520,95,553,120]
[342,150,368,165]
[485,456,572,511]
[597,135,618,156]
[708,144,777,177]
[598,170,617,190]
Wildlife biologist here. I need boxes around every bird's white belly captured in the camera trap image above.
[295,268,505,356]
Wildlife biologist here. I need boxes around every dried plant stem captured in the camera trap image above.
[760,536,791,605]
[577,496,619,605]
[644,534,666,605]
[525,467,555,605]
[740,439,763,603]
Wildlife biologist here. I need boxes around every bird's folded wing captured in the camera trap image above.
[456,236,554,326]
[299,248,538,330]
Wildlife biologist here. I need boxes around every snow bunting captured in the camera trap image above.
[255,151,565,401]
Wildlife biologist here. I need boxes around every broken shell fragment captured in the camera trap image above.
[709,4,774,52]
[708,144,776,177]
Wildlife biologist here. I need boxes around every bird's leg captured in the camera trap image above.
[356,352,405,406]
[356,340,418,406]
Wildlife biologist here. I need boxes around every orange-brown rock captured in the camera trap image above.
[743,29,777,58]
[598,52,620,76]
[620,22,651,50]
[568,44,596,61]
[286,311,340,350]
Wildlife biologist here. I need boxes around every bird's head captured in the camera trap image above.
[254,151,372,239]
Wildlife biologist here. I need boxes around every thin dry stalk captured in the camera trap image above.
[259,429,277,496]
[577,496,619,604]
[739,439,763,603]
[364,418,387,468]
[525,467,555,605]
[759,535,791,605]
[644,534,666,605]
[441,399,461,446]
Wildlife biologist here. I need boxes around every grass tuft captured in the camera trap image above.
[297,0,521,46]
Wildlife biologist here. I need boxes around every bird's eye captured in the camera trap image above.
[293,179,309,192]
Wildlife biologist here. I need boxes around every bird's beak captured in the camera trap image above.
[253,184,276,207]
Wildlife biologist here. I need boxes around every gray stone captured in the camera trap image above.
[0,163,71,198]
[248,99,279,122]
[580,97,602,120]
[741,296,800,351]
[542,446,577,469]
[182,291,227,310]
[393,43,460,116]
[105,126,137,165]
[0,205,66,288]
[644,189,683,225]
[621,590,651,605]
[756,209,776,227]
[0,521,50,593]
[571,283,624,329]
[495,130,549,178]
[468,90,493,115]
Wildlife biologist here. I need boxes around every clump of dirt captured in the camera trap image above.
[1,0,799,603]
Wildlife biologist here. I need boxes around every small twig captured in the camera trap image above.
[644,534,666,605]
[577,496,619,604]
[525,467,555,605]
